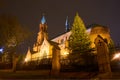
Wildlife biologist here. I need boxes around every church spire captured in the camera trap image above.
[41,15,46,24]
[39,15,47,32]
[65,16,70,32]
[38,15,48,44]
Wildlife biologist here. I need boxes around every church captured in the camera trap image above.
[25,13,112,62]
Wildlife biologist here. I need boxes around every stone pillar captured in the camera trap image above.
[49,45,53,58]
[94,35,111,74]
[51,49,60,76]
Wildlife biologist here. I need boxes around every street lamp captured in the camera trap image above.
[0,48,3,53]
[112,52,120,61]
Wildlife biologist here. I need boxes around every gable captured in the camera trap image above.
[39,38,51,57]
[94,35,107,46]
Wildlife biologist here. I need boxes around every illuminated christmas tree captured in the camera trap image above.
[69,13,91,55]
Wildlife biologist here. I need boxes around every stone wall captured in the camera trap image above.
[90,26,111,48]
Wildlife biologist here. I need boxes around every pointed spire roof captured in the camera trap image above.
[27,47,31,54]
[65,16,68,27]
[25,47,31,62]
[65,16,70,32]
[41,15,46,24]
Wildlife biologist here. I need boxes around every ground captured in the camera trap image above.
[0,69,120,79]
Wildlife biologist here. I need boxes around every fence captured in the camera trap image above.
[0,55,99,72]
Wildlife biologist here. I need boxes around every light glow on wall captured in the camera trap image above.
[112,53,120,61]
[60,49,69,59]
[63,51,69,55]
[40,43,50,58]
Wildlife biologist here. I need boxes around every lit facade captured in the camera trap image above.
[25,15,112,62]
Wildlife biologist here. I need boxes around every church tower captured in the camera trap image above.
[39,15,48,33]
[37,15,48,45]
[33,15,48,52]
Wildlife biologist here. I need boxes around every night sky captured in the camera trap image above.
[1,0,120,47]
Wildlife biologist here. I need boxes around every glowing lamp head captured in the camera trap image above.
[114,54,120,58]
[112,53,120,60]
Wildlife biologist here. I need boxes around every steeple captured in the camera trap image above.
[65,16,70,32]
[37,15,48,44]
[41,15,46,24]
[39,15,47,32]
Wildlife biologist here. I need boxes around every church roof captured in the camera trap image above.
[51,31,71,42]
[51,26,91,42]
